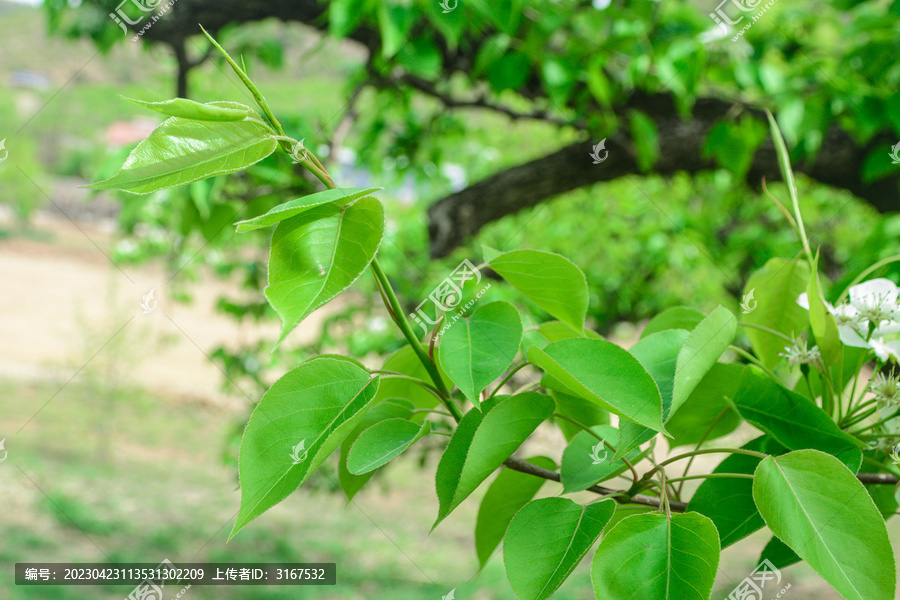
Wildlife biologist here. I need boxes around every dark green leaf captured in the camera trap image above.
[347,418,431,475]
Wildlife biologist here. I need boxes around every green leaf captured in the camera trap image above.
[753,449,896,600]
[505,497,616,600]
[807,250,842,365]
[666,363,744,447]
[339,398,414,500]
[490,250,588,332]
[640,306,705,339]
[434,393,554,528]
[550,389,609,442]
[266,196,384,346]
[347,418,431,475]
[688,435,787,547]
[671,305,736,416]
[732,367,864,470]
[560,425,647,493]
[475,456,555,570]
[591,512,720,600]
[742,258,812,368]
[232,358,379,537]
[536,320,599,344]
[528,339,666,433]
[438,301,522,407]
[615,329,689,459]
[488,51,531,92]
[377,1,412,57]
[235,187,383,232]
[759,535,801,571]
[372,345,448,414]
[86,118,278,194]
[122,96,253,121]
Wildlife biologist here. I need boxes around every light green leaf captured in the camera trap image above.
[505,497,616,600]
[753,449,896,600]
[86,118,277,194]
[122,96,253,121]
[560,425,647,493]
[732,367,864,470]
[235,187,383,232]
[671,305,736,416]
[232,358,379,538]
[438,301,522,407]
[550,389,609,442]
[528,339,666,433]
[666,363,744,447]
[475,456,556,570]
[535,321,600,344]
[807,251,842,365]
[616,329,689,459]
[641,306,705,339]
[339,398,414,500]
[434,393,554,528]
[347,418,431,475]
[591,512,720,600]
[266,196,384,346]
[490,249,588,333]
[742,258,811,368]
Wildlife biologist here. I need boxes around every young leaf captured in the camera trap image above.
[235,187,383,232]
[346,418,431,475]
[504,497,616,600]
[753,449,896,600]
[731,367,864,470]
[688,435,787,547]
[528,339,666,433]
[475,456,556,570]
[232,358,379,538]
[807,250,842,365]
[591,512,720,600]
[438,300,522,408]
[665,363,744,448]
[266,197,385,346]
[742,257,811,368]
[489,249,589,333]
[670,305,736,416]
[122,96,253,121]
[339,398,415,500]
[615,329,689,459]
[86,118,278,194]
[434,393,554,528]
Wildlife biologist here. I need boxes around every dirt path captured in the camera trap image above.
[0,208,332,409]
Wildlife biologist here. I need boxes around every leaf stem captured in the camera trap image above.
[552,412,641,483]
